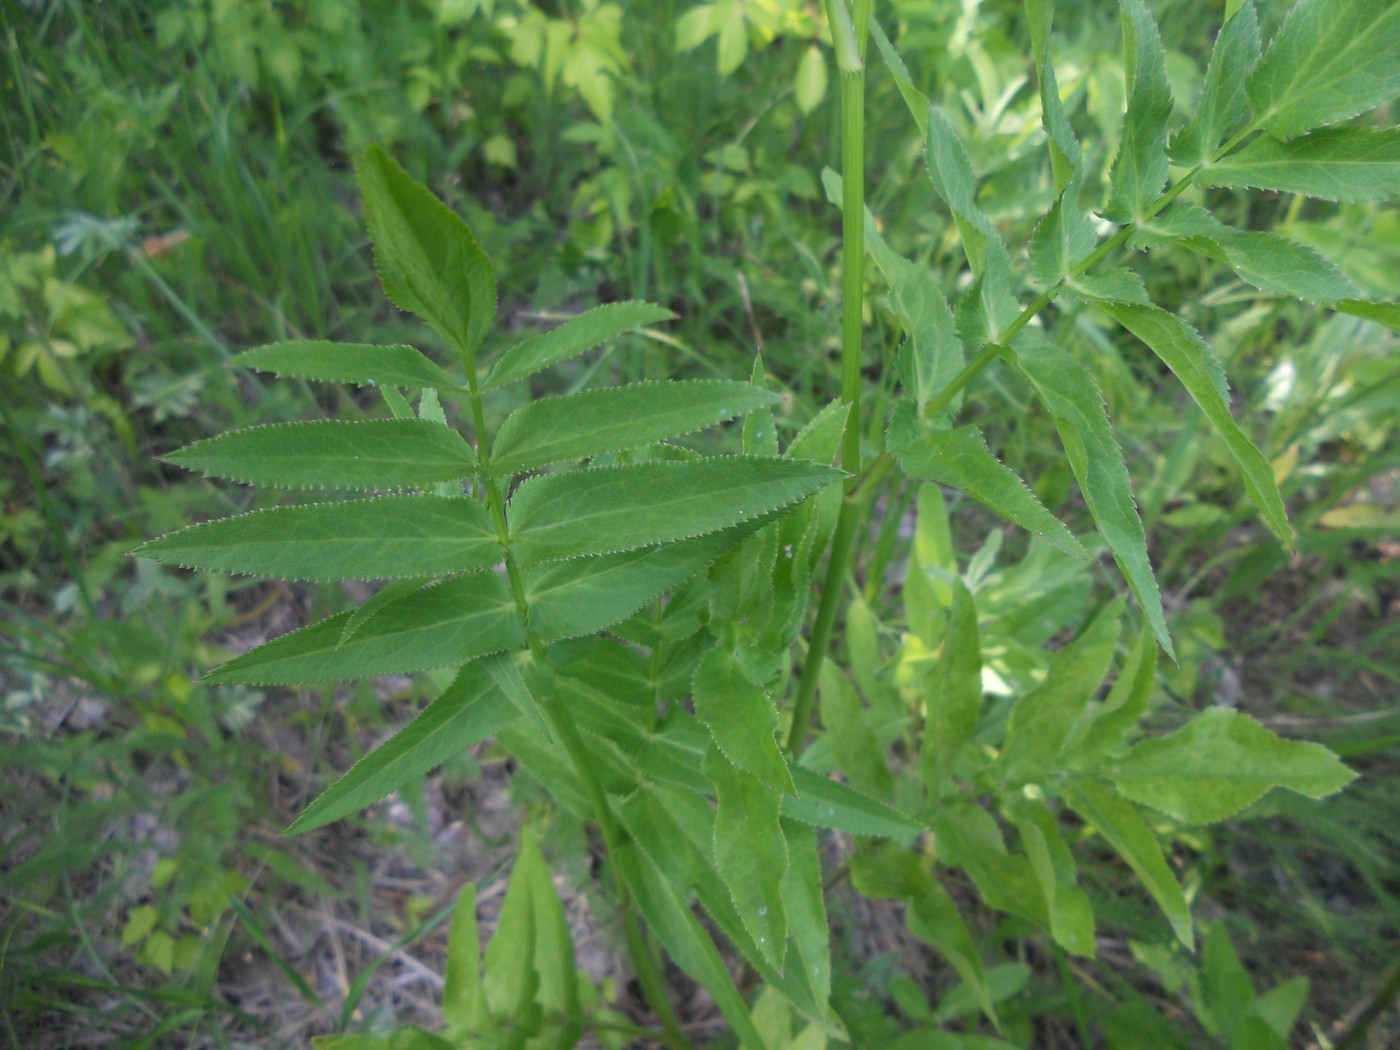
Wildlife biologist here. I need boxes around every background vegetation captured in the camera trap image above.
[2,0,1397,1046]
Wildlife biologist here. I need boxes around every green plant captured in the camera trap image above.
[137,0,1396,1044]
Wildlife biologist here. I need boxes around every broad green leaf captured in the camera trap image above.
[704,746,788,971]
[781,820,832,1015]
[1063,780,1193,947]
[852,844,995,1026]
[1064,627,1158,758]
[164,420,476,491]
[359,145,495,357]
[1013,338,1171,655]
[483,302,675,389]
[794,44,828,114]
[207,573,525,684]
[137,495,501,582]
[1102,707,1357,824]
[819,663,893,800]
[786,766,921,838]
[287,667,518,834]
[482,650,551,737]
[338,578,431,648]
[1029,186,1097,290]
[889,404,1089,561]
[1005,797,1096,956]
[492,380,776,474]
[1200,922,1257,1041]
[870,17,930,133]
[925,107,998,275]
[1102,303,1293,547]
[1336,299,1400,332]
[693,646,795,794]
[614,841,770,1050]
[1202,126,1400,202]
[234,342,468,391]
[525,526,751,642]
[482,835,540,1026]
[1256,977,1310,1041]
[999,599,1124,785]
[920,579,982,799]
[1247,0,1400,140]
[507,457,842,566]
[442,883,484,1035]
[1169,3,1260,167]
[1105,0,1173,223]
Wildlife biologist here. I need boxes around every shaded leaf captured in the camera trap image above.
[207,573,525,684]
[1202,126,1400,202]
[1105,0,1173,223]
[492,380,776,474]
[1169,3,1261,166]
[288,667,517,834]
[484,302,675,389]
[1005,798,1096,956]
[693,646,795,794]
[920,579,982,799]
[137,495,501,582]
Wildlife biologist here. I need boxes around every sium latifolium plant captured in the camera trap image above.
[139,0,1396,1043]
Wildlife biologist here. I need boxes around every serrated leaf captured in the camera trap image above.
[483,301,675,389]
[492,380,776,474]
[359,145,496,357]
[164,420,477,491]
[1202,126,1400,202]
[693,646,795,794]
[1040,60,1083,191]
[932,803,1047,928]
[870,16,930,133]
[1065,626,1158,758]
[137,495,501,582]
[795,44,828,114]
[233,342,469,391]
[1102,707,1357,824]
[287,666,517,834]
[1169,3,1260,167]
[525,526,751,642]
[781,819,832,1014]
[1063,780,1193,947]
[1029,186,1098,289]
[889,403,1089,560]
[921,579,982,799]
[614,841,770,1050]
[1013,338,1172,655]
[1337,299,1400,332]
[207,573,525,684]
[925,107,999,275]
[704,746,788,971]
[481,835,540,1026]
[507,457,841,567]
[482,650,551,737]
[338,578,431,648]
[852,844,995,1027]
[999,599,1124,785]
[1106,0,1173,223]
[1247,0,1400,140]
[1102,303,1293,548]
[1005,797,1096,956]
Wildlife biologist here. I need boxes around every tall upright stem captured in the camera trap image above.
[788,0,870,754]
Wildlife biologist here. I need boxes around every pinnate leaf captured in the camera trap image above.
[1247,0,1400,140]
[233,341,468,391]
[138,495,500,582]
[359,144,495,356]
[1105,0,1173,223]
[1202,126,1400,203]
[1102,303,1293,547]
[889,404,1088,561]
[925,107,998,275]
[507,457,841,566]
[1013,339,1171,655]
[483,301,675,389]
[492,380,777,474]
[1102,707,1357,824]
[288,667,518,834]
[207,573,525,684]
[164,420,476,491]
[693,647,795,794]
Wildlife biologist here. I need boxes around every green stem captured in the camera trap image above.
[787,0,870,754]
[463,362,690,1048]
